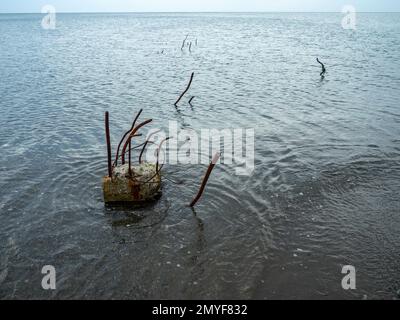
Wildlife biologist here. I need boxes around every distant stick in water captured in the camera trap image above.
[188,96,195,107]
[175,72,195,107]
[181,34,189,50]
[316,58,326,76]
[189,42,192,52]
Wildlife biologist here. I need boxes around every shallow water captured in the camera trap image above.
[0,13,400,299]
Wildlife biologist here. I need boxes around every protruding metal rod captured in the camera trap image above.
[121,119,153,162]
[181,34,188,50]
[188,96,195,107]
[175,72,194,106]
[189,153,220,207]
[114,109,143,167]
[128,140,132,176]
[105,111,112,178]
[156,137,171,173]
[317,58,326,76]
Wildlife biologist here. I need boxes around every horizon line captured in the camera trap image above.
[1,11,399,14]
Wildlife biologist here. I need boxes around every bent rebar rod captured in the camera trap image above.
[181,34,189,50]
[317,58,326,76]
[114,109,143,167]
[156,137,171,174]
[174,72,194,107]
[188,96,195,107]
[189,152,220,207]
[121,119,153,164]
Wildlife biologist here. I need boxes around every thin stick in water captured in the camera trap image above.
[189,153,220,207]
[181,34,188,50]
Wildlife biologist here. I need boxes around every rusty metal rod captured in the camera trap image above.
[174,72,194,106]
[121,119,153,163]
[189,152,220,207]
[188,96,195,106]
[116,139,146,160]
[128,140,132,176]
[156,137,171,173]
[114,109,143,167]
[181,34,188,50]
[105,111,112,178]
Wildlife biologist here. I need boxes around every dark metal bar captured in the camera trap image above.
[105,111,112,178]
[174,72,194,107]
[121,119,153,161]
[156,137,171,173]
[189,152,220,207]
[114,109,143,167]
[317,58,326,76]
[128,140,132,176]
[188,96,195,107]
[181,34,188,50]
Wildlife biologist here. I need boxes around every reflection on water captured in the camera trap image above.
[0,13,400,299]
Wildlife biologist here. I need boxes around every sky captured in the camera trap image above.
[0,0,399,13]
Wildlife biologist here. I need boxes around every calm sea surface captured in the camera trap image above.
[0,13,399,299]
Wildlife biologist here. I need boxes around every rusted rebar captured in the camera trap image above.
[105,111,112,178]
[121,119,153,164]
[317,58,326,76]
[156,137,171,174]
[139,130,161,164]
[175,72,194,107]
[128,140,132,176]
[114,109,143,167]
[189,153,220,207]
[188,96,195,107]
[181,34,188,50]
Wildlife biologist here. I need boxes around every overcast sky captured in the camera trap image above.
[1,0,399,13]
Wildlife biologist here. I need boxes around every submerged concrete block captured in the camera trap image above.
[103,163,161,203]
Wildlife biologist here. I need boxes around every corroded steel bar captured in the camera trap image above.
[105,111,112,178]
[181,34,188,50]
[317,58,326,76]
[128,140,132,176]
[114,109,143,167]
[156,137,171,173]
[189,152,220,207]
[121,119,153,163]
[188,96,195,106]
[174,72,194,106]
